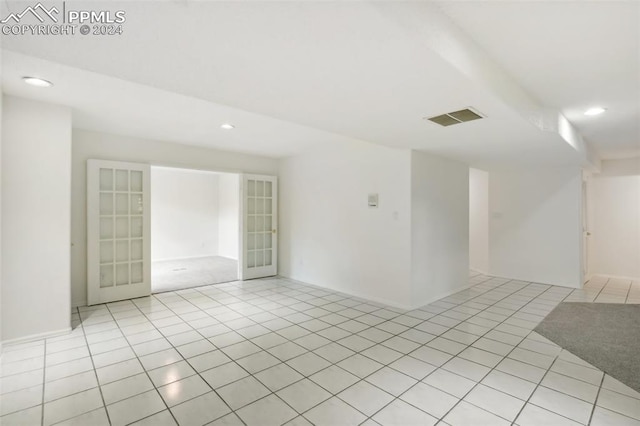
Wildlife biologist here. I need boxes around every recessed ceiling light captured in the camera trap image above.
[22,76,53,88]
[584,107,606,116]
[220,123,235,130]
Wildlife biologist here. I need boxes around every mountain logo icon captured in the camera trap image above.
[1,3,59,24]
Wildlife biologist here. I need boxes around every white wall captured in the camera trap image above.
[279,140,413,308]
[588,158,640,279]
[489,167,583,288]
[0,58,3,350]
[218,173,240,260]
[71,129,278,307]
[2,96,72,342]
[411,152,470,306]
[151,167,220,261]
[469,168,489,273]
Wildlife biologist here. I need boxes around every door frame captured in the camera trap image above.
[88,162,273,303]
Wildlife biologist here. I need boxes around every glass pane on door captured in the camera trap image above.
[115,170,129,191]
[130,171,143,192]
[116,218,129,238]
[100,218,113,239]
[100,169,113,191]
[100,193,113,215]
[116,264,129,285]
[100,265,114,287]
[131,262,143,284]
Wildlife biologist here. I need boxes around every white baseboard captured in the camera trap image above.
[588,273,640,282]
[410,282,479,310]
[2,327,72,348]
[487,272,582,289]
[152,254,220,263]
[278,275,480,311]
[279,275,414,310]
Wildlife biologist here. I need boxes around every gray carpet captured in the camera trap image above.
[534,302,640,393]
[152,256,238,293]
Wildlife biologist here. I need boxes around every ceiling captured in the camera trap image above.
[2,1,636,165]
[2,51,352,158]
[440,1,640,160]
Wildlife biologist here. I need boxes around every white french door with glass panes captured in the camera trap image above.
[87,160,151,305]
[241,175,278,280]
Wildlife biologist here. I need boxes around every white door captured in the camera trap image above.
[87,160,151,305]
[240,175,278,280]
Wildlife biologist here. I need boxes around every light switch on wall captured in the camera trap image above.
[368,193,379,208]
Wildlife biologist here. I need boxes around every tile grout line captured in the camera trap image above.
[78,305,114,426]
[587,371,606,425]
[592,277,610,303]
[511,354,559,424]
[40,335,47,426]
[623,279,632,303]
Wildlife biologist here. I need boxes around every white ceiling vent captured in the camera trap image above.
[425,108,484,127]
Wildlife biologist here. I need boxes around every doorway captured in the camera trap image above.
[150,166,240,292]
[87,159,278,305]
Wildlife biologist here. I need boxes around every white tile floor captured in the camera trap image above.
[1,273,639,426]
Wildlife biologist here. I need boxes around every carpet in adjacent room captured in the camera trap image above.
[534,302,640,393]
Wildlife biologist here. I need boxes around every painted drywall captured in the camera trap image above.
[71,129,278,307]
[489,167,583,288]
[0,59,3,350]
[151,167,220,261]
[1,96,72,342]
[218,173,240,260]
[411,151,470,306]
[279,139,413,308]
[587,158,640,279]
[469,168,489,274]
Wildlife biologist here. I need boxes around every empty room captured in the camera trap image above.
[151,166,240,293]
[1,2,639,426]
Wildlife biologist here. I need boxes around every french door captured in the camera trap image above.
[87,160,151,305]
[240,175,278,280]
